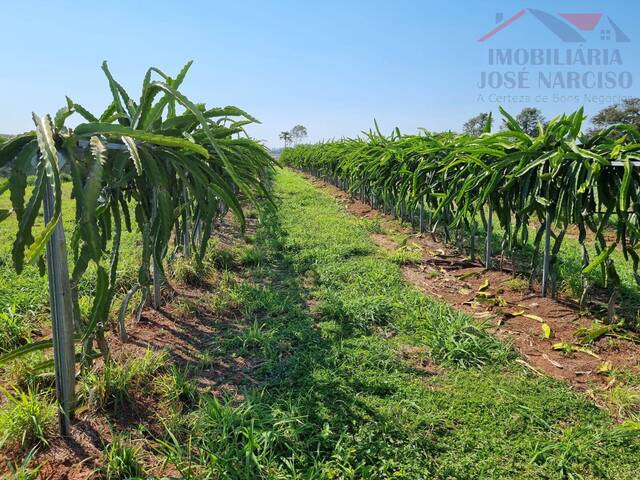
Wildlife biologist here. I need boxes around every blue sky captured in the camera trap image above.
[1,1,638,147]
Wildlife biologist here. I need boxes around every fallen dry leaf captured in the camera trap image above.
[542,353,563,369]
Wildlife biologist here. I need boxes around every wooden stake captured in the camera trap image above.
[542,210,551,297]
[485,204,493,270]
[182,185,192,258]
[153,259,162,309]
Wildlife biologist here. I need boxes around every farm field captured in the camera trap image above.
[2,3,640,479]
[2,168,640,478]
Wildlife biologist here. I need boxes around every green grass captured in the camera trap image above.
[154,365,199,408]
[4,447,42,479]
[155,168,640,479]
[387,244,423,265]
[99,432,145,480]
[0,388,55,451]
[79,349,168,412]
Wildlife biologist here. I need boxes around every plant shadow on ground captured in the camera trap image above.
[153,169,640,480]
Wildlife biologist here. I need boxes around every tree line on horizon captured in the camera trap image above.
[275,99,639,152]
[463,98,640,136]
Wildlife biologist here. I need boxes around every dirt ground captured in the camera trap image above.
[300,172,640,394]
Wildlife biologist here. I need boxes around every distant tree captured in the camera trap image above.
[502,107,545,136]
[279,131,293,149]
[0,136,9,176]
[592,98,640,130]
[291,125,308,144]
[463,113,492,136]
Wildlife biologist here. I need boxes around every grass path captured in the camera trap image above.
[179,168,639,479]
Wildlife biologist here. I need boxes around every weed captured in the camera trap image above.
[605,384,640,418]
[171,256,211,287]
[195,349,216,369]
[419,300,513,367]
[159,405,197,445]
[530,424,637,479]
[0,306,32,353]
[427,268,440,279]
[362,218,384,234]
[209,247,237,270]
[99,432,144,480]
[502,277,529,291]
[388,244,423,265]
[4,447,42,479]
[239,245,267,267]
[1,350,53,391]
[80,349,167,412]
[172,298,200,317]
[187,393,309,478]
[0,388,55,451]
[229,320,270,353]
[154,366,199,407]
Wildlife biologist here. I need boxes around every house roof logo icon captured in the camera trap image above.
[478,9,630,43]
